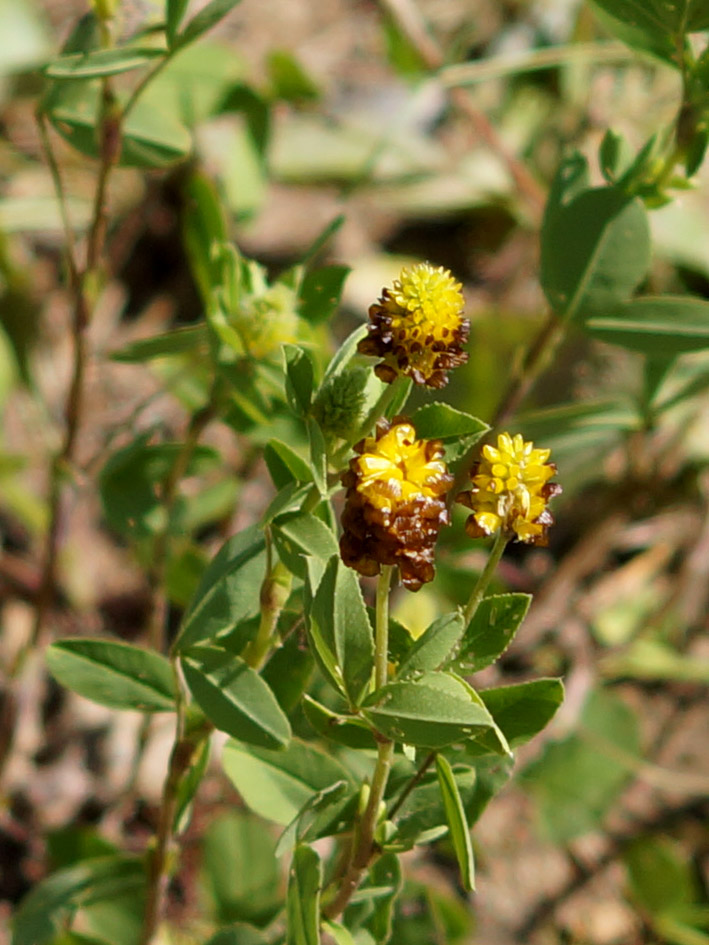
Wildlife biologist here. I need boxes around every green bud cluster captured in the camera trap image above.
[312,367,369,440]
[232,283,299,358]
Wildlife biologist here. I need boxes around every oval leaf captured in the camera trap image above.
[541,186,650,319]
[46,639,176,712]
[182,646,290,749]
[363,672,495,749]
[176,524,266,650]
[396,612,464,679]
[479,678,564,748]
[222,738,353,826]
[411,403,488,441]
[451,593,531,674]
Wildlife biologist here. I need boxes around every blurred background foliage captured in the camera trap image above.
[1,1,709,944]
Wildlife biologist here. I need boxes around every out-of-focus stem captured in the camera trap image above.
[147,393,218,653]
[140,663,210,945]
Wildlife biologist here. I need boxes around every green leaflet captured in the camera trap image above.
[182,646,290,749]
[46,639,175,712]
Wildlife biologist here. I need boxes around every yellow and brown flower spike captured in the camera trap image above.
[340,418,454,590]
[457,433,561,545]
[358,262,469,388]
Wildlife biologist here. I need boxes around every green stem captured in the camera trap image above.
[387,750,435,820]
[374,564,393,691]
[462,530,508,625]
[323,566,394,920]
[243,551,292,671]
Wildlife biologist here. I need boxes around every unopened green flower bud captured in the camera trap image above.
[232,283,299,358]
[312,367,369,440]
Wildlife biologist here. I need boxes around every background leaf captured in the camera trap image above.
[522,688,640,842]
[201,811,281,926]
[540,186,651,319]
[587,296,709,355]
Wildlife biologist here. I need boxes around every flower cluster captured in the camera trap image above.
[358,262,469,388]
[456,433,561,545]
[339,419,453,590]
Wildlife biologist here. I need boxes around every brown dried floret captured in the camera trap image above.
[339,418,454,590]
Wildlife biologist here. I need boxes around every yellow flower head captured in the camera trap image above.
[340,418,454,590]
[456,433,561,545]
[358,262,469,388]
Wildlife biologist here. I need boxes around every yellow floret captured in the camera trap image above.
[387,263,465,344]
[354,422,450,512]
[457,432,560,545]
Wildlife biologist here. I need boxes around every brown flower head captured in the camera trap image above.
[340,418,454,590]
[457,433,562,546]
[358,262,469,388]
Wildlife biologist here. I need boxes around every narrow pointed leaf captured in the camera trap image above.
[272,512,339,575]
[436,755,475,890]
[175,0,243,49]
[367,853,403,943]
[309,555,374,705]
[45,47,163,78]
[302,695,377,749]
[286,845,321,945]
[587,296,709,355]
